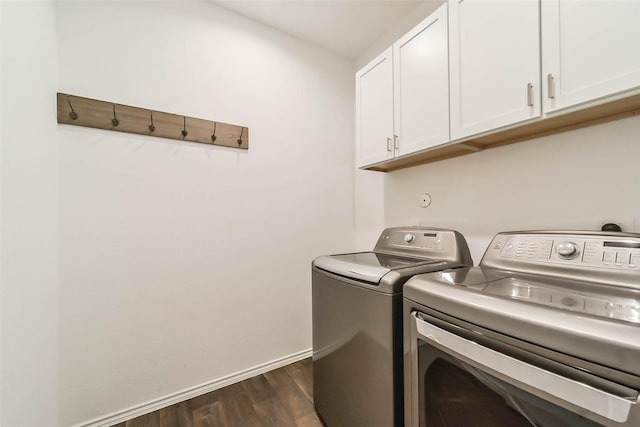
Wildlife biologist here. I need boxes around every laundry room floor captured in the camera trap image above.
[113,358,323,427]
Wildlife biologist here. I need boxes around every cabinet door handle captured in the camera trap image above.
[386,137,392,152]
[527,83,534,107]
[547,73,555,99]
[394,135,399,150]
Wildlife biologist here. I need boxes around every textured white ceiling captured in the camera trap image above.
[212,0,425,58]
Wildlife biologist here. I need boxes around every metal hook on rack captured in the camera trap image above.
[148,111,156,132]
[111,105,119,127]
[181,116,188,138]
[237,127,244,146]
[211,122,217,142]
[67,96,78,120]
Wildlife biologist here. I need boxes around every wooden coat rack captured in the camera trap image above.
[56,93,249,149]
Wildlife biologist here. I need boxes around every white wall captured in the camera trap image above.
[54,1,354,425]
[1,1,60,426]
[385,116,640,263]
[1,0,3,417]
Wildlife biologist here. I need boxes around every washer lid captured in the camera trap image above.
[313,252,437,284]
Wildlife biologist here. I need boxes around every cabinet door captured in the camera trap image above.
[356,47,394,168]
[449,0,541,140]
[542,0,640,113]
[394,4,449,157]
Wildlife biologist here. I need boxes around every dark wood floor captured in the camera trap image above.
[112,358,324,427]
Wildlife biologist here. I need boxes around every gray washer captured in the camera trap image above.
[312,227,472,427]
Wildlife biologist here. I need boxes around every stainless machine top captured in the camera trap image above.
[313,227,472,293]
[403,230,640,378]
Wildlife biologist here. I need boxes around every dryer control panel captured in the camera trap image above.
[495,235,640,269]
[482,231,640,288]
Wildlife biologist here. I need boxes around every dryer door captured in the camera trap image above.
[405,310,639,427]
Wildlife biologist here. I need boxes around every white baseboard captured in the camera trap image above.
[73,348,313,427]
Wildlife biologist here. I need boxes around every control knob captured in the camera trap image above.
[556,241,579,259]
[404,234,415,244]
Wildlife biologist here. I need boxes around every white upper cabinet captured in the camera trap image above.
[448,0,541,140]
[356,0,640,172]
[542,0,640,114]
[356,4,449,168]
[356,47,394,168]
[393,4,449,157]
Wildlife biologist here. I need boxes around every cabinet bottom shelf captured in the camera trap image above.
[364,93,640,172]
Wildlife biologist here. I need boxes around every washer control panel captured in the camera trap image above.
[379,229,443,250]
[490,233,640,271]
[373,227,472,265]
